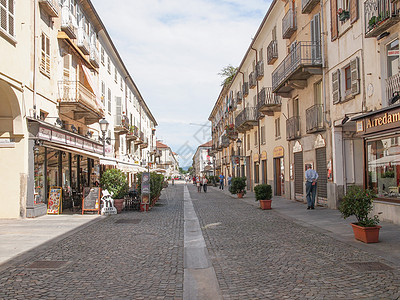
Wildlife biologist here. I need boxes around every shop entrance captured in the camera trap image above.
[294,152,304,196]
[274,157,284,196]
[261,159,267,184]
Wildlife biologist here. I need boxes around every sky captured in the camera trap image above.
[92,0,271,167]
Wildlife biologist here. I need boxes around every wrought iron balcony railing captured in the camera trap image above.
[286,116,301,141]
[38,0,59,17]
[257,87,282,115]
[61,6,76,39]
[267,40,278,65]
[282,7,297,39]
[249,72,257,88]
[115,115,129,133]
[365,0,400,38]
[306,104,325,133]
[77,27,90,55]
[386,72,400,105]
[89,44,99,67]
[302,0,320,14]
[235,107,258,132]
[242,82,249,97]
[256,60,264,80]
[236,91,243,104]
[272,41,322,95]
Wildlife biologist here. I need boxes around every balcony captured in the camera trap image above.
[249,72,257,89]
[306,104,325,133]
[57,81,104,125]
[140,137,149,148]
[231,97,237,111]
[89,44,100,68]
[286,116,301,140]
[272,41,322,97]
[236,91,243,104]
[257,87,282,116]
[386,72,400,105]
[39,0,59,17]
[282,7,297,39]
[126,126,139,141]
[77,27,90,55]
[61,6,76,39]
[216,160,222,169]
[235,107,258,133]
[267,40,278,65]
[220,134,230,148]
[256,60,264,80]
[364,0,400,37]
[114,115,129,133]
[302,0,320,14]
[242,82,249,97]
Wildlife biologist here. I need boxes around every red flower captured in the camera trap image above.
[337,8,343,15]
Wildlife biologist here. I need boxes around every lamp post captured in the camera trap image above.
[99,118,109,157]
[236,138,242,178]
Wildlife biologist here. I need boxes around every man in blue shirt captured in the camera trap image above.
[305,164,318,210]
[219,173,225,190]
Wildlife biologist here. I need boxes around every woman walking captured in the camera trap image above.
[197,177,201,192]
[202,176,208,193]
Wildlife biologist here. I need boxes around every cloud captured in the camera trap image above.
[92,0,271,162]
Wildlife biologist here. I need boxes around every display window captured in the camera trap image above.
[34,147,46,204]
[367,135,400,199]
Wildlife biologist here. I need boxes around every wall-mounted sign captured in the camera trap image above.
[356,107,400,135]
[388,50,399,56]
[273,146,284,158]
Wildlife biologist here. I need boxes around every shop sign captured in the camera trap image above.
[38,127,51,140]
[0,138,15,148]
[76,138,84,148]
[388,50,399,56]
[357,107,400,135]
[253,154,259,161]
[94,144,103,154]
[83,140,93,151]
[52,131,65,144]
[66,135,76,146]
[273,146,284,158]
[261,151,267,160]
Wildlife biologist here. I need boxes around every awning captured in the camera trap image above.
[43,142,100,160]
[82,65,104,111]
[100,157,147,173]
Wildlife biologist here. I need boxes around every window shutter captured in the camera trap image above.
[330,0,338,41]
[350,57,360,95]
[350,0,359,24]
[115,97,122,124]
[332,69,341,104]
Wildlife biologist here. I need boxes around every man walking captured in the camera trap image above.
[305,164,318,210]
[219,173,225,190]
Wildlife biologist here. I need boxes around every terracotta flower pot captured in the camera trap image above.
[113,199,124,214]
[351,223,382,243]
[259,199,272,210]
[237,193,244,198]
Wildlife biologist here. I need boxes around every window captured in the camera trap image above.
[40,33,50,77]
[344,65,351,92]
[120,75,123,90]
[261,126,266,144]
[247,134,250,150]
[253,95,257,107]
[314,80,322,105]
[114,67,117,82]
[101,81,105,105]
[254,162,259,183]
[0,0,15,38]
[101,47,105,65]
[259,48,263,61]
[63,54,70,80]
[254,130,258,146]
[107,88,111,113]
[275,117,281,138]
[107,57,111,74]
[387,39,399,78]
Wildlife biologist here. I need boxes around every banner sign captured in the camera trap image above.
[141,172,150,206]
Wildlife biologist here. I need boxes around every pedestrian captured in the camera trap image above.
[219,173,225,190]
[305,164,318,210]
[197,177,201,192]
[202,176,208,192]
[193,176,196,185]
[227,174,232,190]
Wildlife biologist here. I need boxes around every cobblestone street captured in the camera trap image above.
[0,182,399,299]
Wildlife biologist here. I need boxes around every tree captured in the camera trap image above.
[218,65,238,87]
[179,167,187,174]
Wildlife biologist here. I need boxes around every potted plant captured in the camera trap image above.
[229,177,246,198]
[368,16,377,31]
[100,169,128,213]
[254,184,272,210]
[339,186,381,243]
[337,8,350,22]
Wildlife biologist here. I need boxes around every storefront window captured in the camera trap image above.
[34,147,46,204]
[47,149,59,187]
[367,136,400,199]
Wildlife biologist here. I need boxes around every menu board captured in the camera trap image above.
[47,186,62,215]
[82,187,100,214]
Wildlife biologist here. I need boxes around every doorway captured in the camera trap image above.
[274,157,284,196]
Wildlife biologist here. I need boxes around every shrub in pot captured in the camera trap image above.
[254,184,272,210]
[100,169,128,213]
[229,177,246,198]
[339,186,381,243]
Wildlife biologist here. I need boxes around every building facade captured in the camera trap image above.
[0,0,157,218]
[156,141,180,178]
[192,141,213,177]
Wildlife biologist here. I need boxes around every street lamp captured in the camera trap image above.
[236,138,242,177]
[99,118,109,157]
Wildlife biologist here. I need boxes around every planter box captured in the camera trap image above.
[351,223,381,243]
[259,199,272,210]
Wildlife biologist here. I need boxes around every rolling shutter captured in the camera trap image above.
[330,0,338,41]
[350,57,360,95]
[294,152,303,194]
[332,69,341,104]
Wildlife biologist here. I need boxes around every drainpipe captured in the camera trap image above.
[33,0,38,118]
[320,0,331,127]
